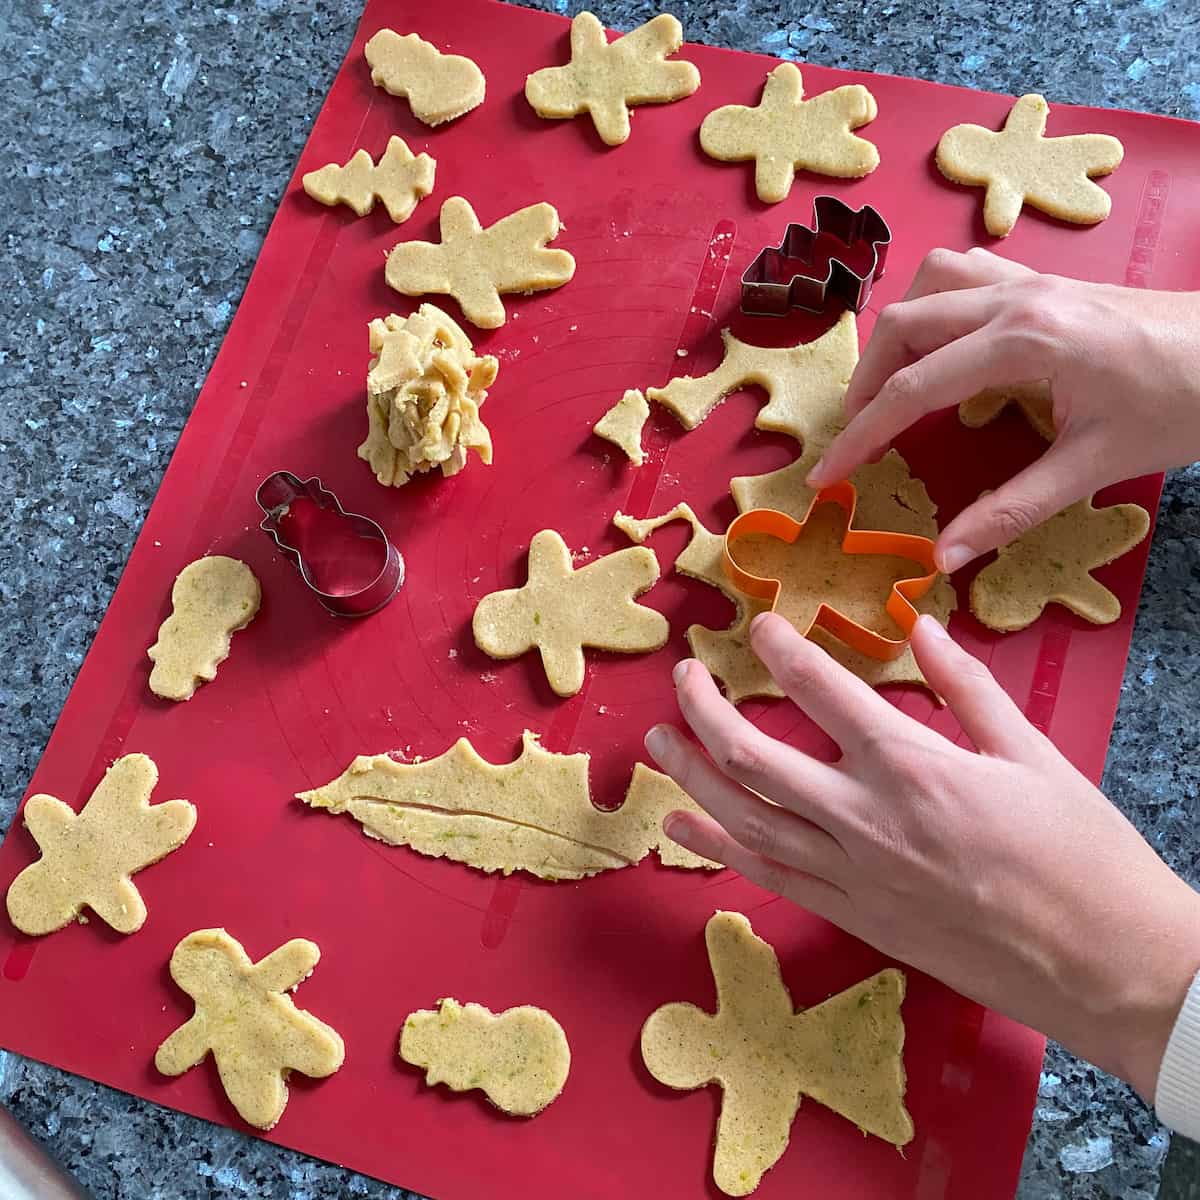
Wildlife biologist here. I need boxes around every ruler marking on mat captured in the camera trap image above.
[1124,169,1169,289]
[477,220,737,952]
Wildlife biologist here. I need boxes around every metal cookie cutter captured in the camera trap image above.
[740,197,892,317]
[722,480,937,661]
[256,471,404,617]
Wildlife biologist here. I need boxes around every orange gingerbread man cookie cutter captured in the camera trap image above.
[722,480,939,661]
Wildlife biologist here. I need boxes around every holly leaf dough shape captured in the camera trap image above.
[700,63,879,202]
[298,734,718,881]
[364,29,485,126]
[155,929,345,1130]
[385,196,576,329]
[6,753,195,937]
[936,93,1123,237]
[400,998,570,1116]
[641,912,912,1196]
[970,495,1149,631]
[302,135,435,223]
[473,529,668,696]
[525,11,701,147]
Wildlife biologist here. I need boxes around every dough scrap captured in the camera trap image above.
[155,929,344,1131]
[700,63,879,203]
[594,388,650,465]
[301,135,435,223]
[641,912,913,1197]
[936,93,1124,237]
[525,11,700,147]
[959,380,1055,440]
[400,998,570,1116]
[970,495,1150,631]
[298,734,719,881]
[359,305,498,488]
[364,28,485,126]
[6,754,195,937]
[647,310,857,444]
[385,196,575,330]
[147,556,260,702]
[473,530,668,697]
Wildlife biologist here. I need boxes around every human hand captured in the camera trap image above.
[644,612,1200,1100]
[806,248,1200,573]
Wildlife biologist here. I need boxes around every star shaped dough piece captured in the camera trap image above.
[959,380,1055,440]
[364,29,485,126]
[970,495,1149,631]
[385,196,576,329]
[641,912,913,1196]
[700,63,879,202]
[472,530,668,697]
[525,11,701,147]
[302,136,435,224]
[6,754,196,936]
[647,309,858,445]
[155,929,345,1130]
[936,94,1123,237]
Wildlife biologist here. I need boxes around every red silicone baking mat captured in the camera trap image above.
[3,2,1200,1197]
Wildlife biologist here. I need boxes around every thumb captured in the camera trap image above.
[935,438,1101,573]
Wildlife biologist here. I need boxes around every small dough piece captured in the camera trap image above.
[936,94,1124,237]
[298,733,719,881]
[6,754,195,937]
[473,530,668,697]
[641,912,913,1197]
[302,135,435,223]
[359,305,498,488]
[959,380,1055,440]
[700,63,878,203]
[155,929,345,1131]
[525,11,701,147]
[593,388,650,464]
[364,28,485,126]
[400,998,570,1116]
[147,556,260,702]
[385,196,576,330]
[970,495,1150,631]
[647,310,857,444]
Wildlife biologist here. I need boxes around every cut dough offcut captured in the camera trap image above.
[647,310,857,446]
[641,912,912,1196]
[472,529,668,696]
[298,734,720,881]
[936,93,1123,237]
[359,305,497,488]
[959,380,1055,440]
[970,495,1149,630]
[700,63,879,202]
[385,196,575,329]
[401,998,570,1116]
[364,29,485,125]
[594,388,650,464]
[525,11,700,146]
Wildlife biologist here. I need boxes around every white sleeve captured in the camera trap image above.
[1156,969,1200,1140]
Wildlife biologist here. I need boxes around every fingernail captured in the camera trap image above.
[917,613,949,639]
[663,813,686,842]
[937,542,974,574]
[750,611,773,634]
[672,659,692,686]
[805,461,828,487]
[644,726,668,760]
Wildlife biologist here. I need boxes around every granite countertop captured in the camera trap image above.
[2,0,1198,1196]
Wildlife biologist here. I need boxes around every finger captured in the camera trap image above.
[901,245,1034,302]
[839,287,1002,430]
[935,435,1104,572]
[809,324,1050,488]
[644,724,850,883]
[671,658,846,823]
[662,806,854,927]
[749,613,906,758]
[908,615,1046,760]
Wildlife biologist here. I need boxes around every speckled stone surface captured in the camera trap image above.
[1,0,1198,1197]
